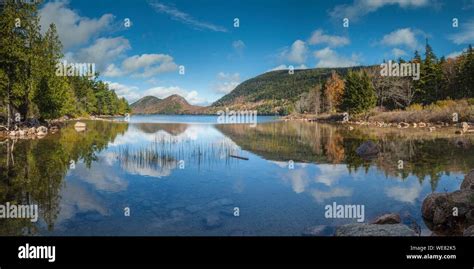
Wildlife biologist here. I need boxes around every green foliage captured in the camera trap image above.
[413,40,444,104]
[0,1,130,123]
[339,71,377,114]
[212,68,357,107]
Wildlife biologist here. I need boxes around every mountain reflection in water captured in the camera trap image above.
[0,116,471,236]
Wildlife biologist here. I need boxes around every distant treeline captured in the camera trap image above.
[213,40,474,116]
[0,1,130,126]
[295,41,474,115]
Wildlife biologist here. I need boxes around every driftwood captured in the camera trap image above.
[229,154,249,161]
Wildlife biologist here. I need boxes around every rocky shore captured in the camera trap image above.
[328,170,474,237]
[282,114,474,134]
[0,115,124,140]
[421,170,474,236]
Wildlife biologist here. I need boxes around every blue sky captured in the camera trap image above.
[38,0,474,105]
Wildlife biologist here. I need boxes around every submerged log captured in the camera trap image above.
[229,154,249,160]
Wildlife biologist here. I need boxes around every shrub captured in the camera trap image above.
[406,104,423,111]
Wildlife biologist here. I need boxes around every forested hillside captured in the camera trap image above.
[0,1,129,128]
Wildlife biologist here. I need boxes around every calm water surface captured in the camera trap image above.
[0,115,471,236]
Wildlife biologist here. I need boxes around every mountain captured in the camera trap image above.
[211,67,360,114]
[131,95,206,114]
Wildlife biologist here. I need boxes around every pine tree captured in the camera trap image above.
[414,40,444,104]
[339,71,376,114]
[34,24,69,119]
[0,0,29,128]
[458,44,474,98]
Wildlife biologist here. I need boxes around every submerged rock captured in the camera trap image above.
[207,198,234,207]
[371,213,401,225]
[335,223,416,236]
[355,141,380,159]
[464,225,474,236]
[302,225,329,236]
[453,137,471,149]
[74,121,87,132]
[421,190,474,235]
[27,127,36,136]
[203,214,223,229]
[461,170,474,191]
[36,126,48,134]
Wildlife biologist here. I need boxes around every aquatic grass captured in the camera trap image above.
[115,135,243,173]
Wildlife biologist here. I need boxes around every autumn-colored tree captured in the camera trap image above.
[323,71,345,113]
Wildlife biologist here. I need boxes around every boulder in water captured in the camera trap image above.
[74,121,86,132]
[356,141,380,159]
[371,213,401,225]
[335,223,416,236]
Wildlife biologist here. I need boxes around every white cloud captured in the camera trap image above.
[446,50,464,59]
[103,64,123,77]
[280,40,308,64]
[105,81,141,102]
[103,53,178,78]
[56,181,109,224]
[309,29,350,47]
[287,169,310,194]
[310,187,353,203]
[69,37,131,71]
[385,182,422,204]
[214,72,241,94]
[149,0,227,32]
[314,47,361,68]
[392,48,408,58]
[463,0,474,10]
[380,28,420,50]
[39,0,114,50]
[315,164,348,186]
[232,40,246,51]
[449,20,474,45]
[144,86,207,105]
[269,64,308,72]
[329,0,431,20]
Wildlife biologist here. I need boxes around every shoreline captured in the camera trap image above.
[2,112,474,140]
[281,112,474,131]
[0,115,127,140]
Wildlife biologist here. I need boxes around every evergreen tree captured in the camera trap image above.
[34,24,69,120]
[1,2,130,122]
[414,40,444,104]
[0,0,29,127]
[339,71,376,114]
[457,45,474,98]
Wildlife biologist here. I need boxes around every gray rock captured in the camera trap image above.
[371,213,401,225]
[461,170,474,191]
[421,190,474,235]
[207,198,234,207]
[203,214,223,229]
[36,126,48,134]
[335,223,416,236]
[302,225,328,236]
[219,208,236,217]
[228,230,253,236]
[185,204,203,213]
[356,141,380,159]
[463,225,474,236]
[453,137,471,149]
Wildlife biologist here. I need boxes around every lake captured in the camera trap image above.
[0,115,471,236]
